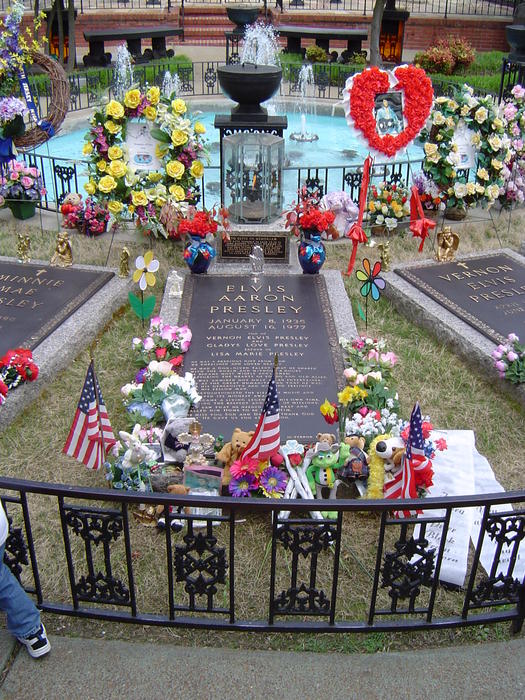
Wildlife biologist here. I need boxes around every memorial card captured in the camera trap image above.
[126,120,163,172]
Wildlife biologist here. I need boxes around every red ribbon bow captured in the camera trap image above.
[344,156,372,276]
[409,186,436,253]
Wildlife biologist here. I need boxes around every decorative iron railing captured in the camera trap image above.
[1,477,523,634]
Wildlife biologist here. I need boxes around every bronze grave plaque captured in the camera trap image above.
[220,232,289,262]
[179,274,343,441]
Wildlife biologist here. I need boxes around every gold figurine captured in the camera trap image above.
[16,232,31,263]
[50,231,73,267]
[119,246,130,278]
[377,241,391,272]
[436,226,460,262]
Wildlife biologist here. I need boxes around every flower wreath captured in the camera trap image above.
[83,89,208,237]
[342,65,434,158]
[419,84,510,209]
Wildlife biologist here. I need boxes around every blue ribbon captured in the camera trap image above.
[17,67,54,136]
[0,136,15,164]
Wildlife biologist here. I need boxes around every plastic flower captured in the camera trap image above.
[259,467,287,498]
[229,473,257,497]
[320,399,338,424]
[230,456,259,479]
[133,251,159,291]
[356,258,385,301]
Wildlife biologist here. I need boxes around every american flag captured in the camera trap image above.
[63,361,116,470]
[241,365,280,462]
[385,402,428,519]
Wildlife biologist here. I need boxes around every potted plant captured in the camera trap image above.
[169,205,230,274]
[367,182,410,235]
[0,159,45,220]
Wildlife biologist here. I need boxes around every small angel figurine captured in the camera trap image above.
[436,227,460,262]
[17,233,31,263]
[119,246,130,278]
[50,231,73,267]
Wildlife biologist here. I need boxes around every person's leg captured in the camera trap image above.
[0,544,41,638]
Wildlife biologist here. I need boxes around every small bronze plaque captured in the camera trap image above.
[179,274,343,442]
[395,252,525,344]
[0,261,114,354]
[220,233,289,262]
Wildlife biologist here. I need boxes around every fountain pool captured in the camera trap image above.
[34,106,424,206]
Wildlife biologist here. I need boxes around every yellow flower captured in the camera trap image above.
[477,167,489,181]
[98,175,117,193]
[474,106,488,124]
[128,204,135,215]
[471,133,481,147]
[143,106,157,121]
[369,202,376,213]
[491,158,503,171]
[171,98,187,114]
[190,160,204,178]
[106,100,125,120]
[97,159,107,172]
[147,171,163,183]
[171,129,188,147]
[155,143,169,158]
[460,105,470,117]
[320,399,336,419]
[475,183,485,194]
[447,100,458,111]
[337,386,354,406]
[104,120,122,135]
[108,200,123,214]
[82,143,93,155]
[432,112,445,125]
[146,86,160,105]
[133,250,159,290]
[84,180,96,195]
[194,121,206,135]
[108,159,127,178]
[466,182,476,195]
[124,89,142,110]
[492,117,503,130]
[169,185,186,201]
[131,190,148,207]
[107,145,123,161]
[445,116,455,129]
[424,142,438,157]
[166,160,185,179]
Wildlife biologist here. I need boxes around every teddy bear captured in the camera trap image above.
[339,435,370,482]
[156,483,190,532]
[60,193,84,229]
[215,427,254,485]
[316,432,336,445]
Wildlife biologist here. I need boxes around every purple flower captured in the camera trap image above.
[507,351,518,362]
[495,360,507,372]
[0,96,27,125]
[259,467,287,498]
[229,473,257,497]
[135,367,147,384]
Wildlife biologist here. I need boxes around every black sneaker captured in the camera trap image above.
[17,623,51,658]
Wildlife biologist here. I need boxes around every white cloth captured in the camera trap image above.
[0,502,8,547]
[415,430,525,587]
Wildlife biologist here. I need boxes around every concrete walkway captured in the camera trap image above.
[0,629,524,699]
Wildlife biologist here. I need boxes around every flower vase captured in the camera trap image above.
[184,235,216,274]
[2,115,26,139]
[8,200,36,220]
[297,229,326,275]
[444,206,467,221]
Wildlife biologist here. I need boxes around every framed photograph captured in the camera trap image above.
[374,92,404,137]
[452,123,477,170]
[125,120,163,172]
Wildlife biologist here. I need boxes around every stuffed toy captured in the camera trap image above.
[60,193,84,229]
[366,434,405,498]
[339,435,370,482]
[316,432,336,445]
[156,483,190,532]
[305,440,342,519]
[215,427,255,485]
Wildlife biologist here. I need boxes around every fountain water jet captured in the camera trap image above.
[240,21,281,66]
[112,44,135,101]
[161,71,181,99]
[290,64,319,142]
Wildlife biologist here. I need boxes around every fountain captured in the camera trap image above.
[240,21,280,66]
[290,64,319,143]
[226,4,262,36]
[112,44,135,101]
[161,71,181,99]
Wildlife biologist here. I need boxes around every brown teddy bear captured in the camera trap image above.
[215,427,254,485]
[156,483,190,532]
[316,432,336,445]
[340,435,370,481]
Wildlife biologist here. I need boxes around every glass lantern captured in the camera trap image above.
[222,132,284,224]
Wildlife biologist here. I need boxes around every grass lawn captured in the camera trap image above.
[0,207,523,652]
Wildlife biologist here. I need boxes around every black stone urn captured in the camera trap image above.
[217,63,282,121]
[226,4,261,35]
[507,3,525,62]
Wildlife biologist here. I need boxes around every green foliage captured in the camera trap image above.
[415,37,476,76]
[128,292,156,320]
[305,45,328,64]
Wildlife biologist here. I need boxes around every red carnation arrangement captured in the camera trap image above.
[174,205,230,240]
[0,347,39,406]
[284,187,337,238]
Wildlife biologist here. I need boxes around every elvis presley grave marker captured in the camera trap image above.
[395,252,525,344]
[0,261,114,355]
[179,274,344,441]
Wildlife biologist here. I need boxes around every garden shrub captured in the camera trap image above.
[305,45,328,63]
[414,37,476,75]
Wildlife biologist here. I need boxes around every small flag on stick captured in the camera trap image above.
[63,360,116,470]
[241,357,280,462]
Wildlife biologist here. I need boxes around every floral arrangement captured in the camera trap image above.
[132,316,192,367]
[0,159,45,203]
[121,362,201,425]
[367,182,410,231]
[173,204,230,241]
[0,1,45,97]
[412,170,445,212]
[228,454,288,498]
[499,85,525,208]
[83,91,208,237]
[0,347,39,405]
[82,197,110,236]
[420,84,510,210]
[0,96,27,137]
[104,434,160,492]
[60,194,84,229]
[320,190,358,238]
[284,187,336,238]
[492,333,525,384]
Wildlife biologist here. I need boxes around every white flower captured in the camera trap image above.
[453,182,467,198]
[385,217,397,230]
[133,251,159,291]
[121,383,135,397]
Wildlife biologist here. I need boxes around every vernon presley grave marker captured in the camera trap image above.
[0,261,114,354]
[179,274,343,441]
[395,252,525,344]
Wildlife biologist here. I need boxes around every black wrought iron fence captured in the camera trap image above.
[1,477,523,634]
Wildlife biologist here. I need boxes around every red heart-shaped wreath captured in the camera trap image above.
[347,65,434,158]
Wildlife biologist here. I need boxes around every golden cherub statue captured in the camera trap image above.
[436,227,460,262]
[17,233,31,263]
[119,246,130,278]
[50,231,73,267]
[377,241,391,272]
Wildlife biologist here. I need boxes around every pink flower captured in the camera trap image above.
[508,333,519,343]
[492,349,502,360]
[507,351,518,362]
[10,172,19,181]
[149,316,162,329]
[380,351,398,366]
[20,176,33,188]
[504,103,518,120]
[495,360,507,372]
[358,406,369,417]
[11,160,23,172]
[511,84,525,99]
[28,167,39,178]
[143,337,155,351]
[367,349,379,361]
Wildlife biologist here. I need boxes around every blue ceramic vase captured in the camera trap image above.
[183,235,216,274]
[297,229,326,274]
